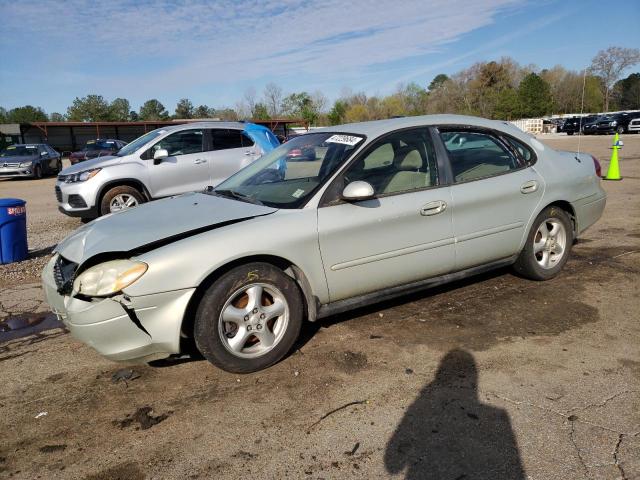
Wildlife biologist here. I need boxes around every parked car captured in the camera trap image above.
[42,115,606,373]
[69,139,127,165]
[562,116,598,135]
[628,116,640,133]
[55,122,279,219]
[596,112,640,134]
[582,117,602,135]
[0,144,62,179]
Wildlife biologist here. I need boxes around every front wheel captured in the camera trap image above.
[194,262,303,373]
[513,207,573,281]
[616,125,625,134]
[100,185,144,216]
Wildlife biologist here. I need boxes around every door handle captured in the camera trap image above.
[420,200,447,216]
[520,180,539,194]
[244,151,256,156]
[194,158,207,164]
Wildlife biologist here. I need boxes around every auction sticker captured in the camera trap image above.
[326,134,362,146]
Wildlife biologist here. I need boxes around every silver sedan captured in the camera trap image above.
[42,115,606,372]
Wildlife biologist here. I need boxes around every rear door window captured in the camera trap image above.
[440,130,520,183]
[211,129,246,150]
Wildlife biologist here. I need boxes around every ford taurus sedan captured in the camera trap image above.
[42,115,606,373]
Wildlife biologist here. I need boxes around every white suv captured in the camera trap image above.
[55,122,279,219]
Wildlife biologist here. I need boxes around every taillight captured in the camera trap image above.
[591,155,602,178]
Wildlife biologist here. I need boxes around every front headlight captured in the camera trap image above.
[64,168,101,183]
[19,161,33,167]
[73,260,147,297]
[611,121,617,126]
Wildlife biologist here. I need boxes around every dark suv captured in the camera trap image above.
[69,139,127,165]
[595,112,640,134]
[561,115,598,135]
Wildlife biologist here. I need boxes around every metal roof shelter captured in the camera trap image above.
[1,118,308,153]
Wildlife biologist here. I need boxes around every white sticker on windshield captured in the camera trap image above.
[292,189,305,198]
[326,134,361,146]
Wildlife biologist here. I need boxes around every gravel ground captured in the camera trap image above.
[0,135,639,480]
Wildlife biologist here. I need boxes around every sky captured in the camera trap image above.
[0,0,638,114]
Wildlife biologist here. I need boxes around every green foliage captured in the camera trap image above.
[517,73,552,117]
[0,107,8,123]
[193,105,214,118]
[282,92,321,124]
[428,74,449,91]
[6,105,48,123]
[129,110,139,121]
[252,103,271,120]
[613,72,640,110]
[328,100,347,125]
[493,88,521,120]
[109,98,131,121]
[174,98,194,119]
[139,99,169,121]
[49,112,65,121]
[66,95,111,121]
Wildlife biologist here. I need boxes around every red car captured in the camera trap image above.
[69,139,127,165]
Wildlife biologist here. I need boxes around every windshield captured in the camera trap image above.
[117,130,164,156]
[84,140,116,151]
[212,132,365,208]
[0,145,38,157]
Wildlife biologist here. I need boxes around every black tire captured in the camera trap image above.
[99,185,144,216]
[33,164,42,179]
[616,125,625,134]
[567,132,574,136]
[55,159,63,174]
[513,206,574,281]
[194,262,303,373]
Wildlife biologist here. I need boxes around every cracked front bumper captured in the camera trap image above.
[42,255,195,362]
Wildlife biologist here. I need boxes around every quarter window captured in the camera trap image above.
[343,129,438,196]
[152,129,204,156]
[440,131,520,183]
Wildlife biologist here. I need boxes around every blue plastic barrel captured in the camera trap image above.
[0,198,28,264]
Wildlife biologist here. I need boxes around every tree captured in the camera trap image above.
[590,46,640,111]
[109,98,131,121]
[66,95,111,121]
[174,98,194,119]
[139,99,169,120]
[493,88,521,120]
[517,73,552,118]
[6,105,48,123]
[263,83,283,117]
[282,91,323,123]
[428,74,449,92]
[252,103,270,120]
[612,72,640,110]
[129,110,139,121]
[0,107,8,123]
[49,112,65,121]
[194,105,213,118]
[328,100,347,125]
[242,87,257,118]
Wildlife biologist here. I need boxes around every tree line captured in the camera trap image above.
[1,46,638,126]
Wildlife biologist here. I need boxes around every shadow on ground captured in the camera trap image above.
[384,349,525,480]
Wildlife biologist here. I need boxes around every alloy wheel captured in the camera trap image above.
[533,218,567,269]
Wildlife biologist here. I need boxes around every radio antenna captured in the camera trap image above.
[576,67,587,161]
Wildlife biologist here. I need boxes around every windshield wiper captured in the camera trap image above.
[213,189,264,206]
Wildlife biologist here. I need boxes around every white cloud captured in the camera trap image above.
[0,0,526,103]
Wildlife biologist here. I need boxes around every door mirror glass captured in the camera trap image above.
[342,181,375,201]
[153,148,169,160]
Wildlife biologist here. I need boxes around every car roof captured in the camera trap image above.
[6,143,45,147]
[154,121,251,133]
[314,114,531,142]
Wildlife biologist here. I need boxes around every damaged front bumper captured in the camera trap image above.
[42,254,195,362]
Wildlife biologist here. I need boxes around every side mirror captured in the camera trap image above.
[341,181,375,201]
[153,148,169,160]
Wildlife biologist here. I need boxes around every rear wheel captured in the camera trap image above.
[616,125,625,134]
[99,185,144,216]
[194,262,303,373]
[33,164,42,179]
[567,132,574,136]
[513,206,573,281]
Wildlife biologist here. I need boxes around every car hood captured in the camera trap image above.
[55,192,277,264]
[60,155,121,174]
[1,155,37,163]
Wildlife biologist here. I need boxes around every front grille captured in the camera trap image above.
[55,186,62,202]
[1,162,20,168]
[68,194,87,208]
[53,255,78,295]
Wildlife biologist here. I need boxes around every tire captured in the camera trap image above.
[55,159,63,174]
[33,164,42,179]
[616,125,625,134]
[99,185,144,216]
[194,262,303,373]
[567,132,573,136]
[513,206,574,281]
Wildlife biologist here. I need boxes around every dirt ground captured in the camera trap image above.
[1,135,639,480]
